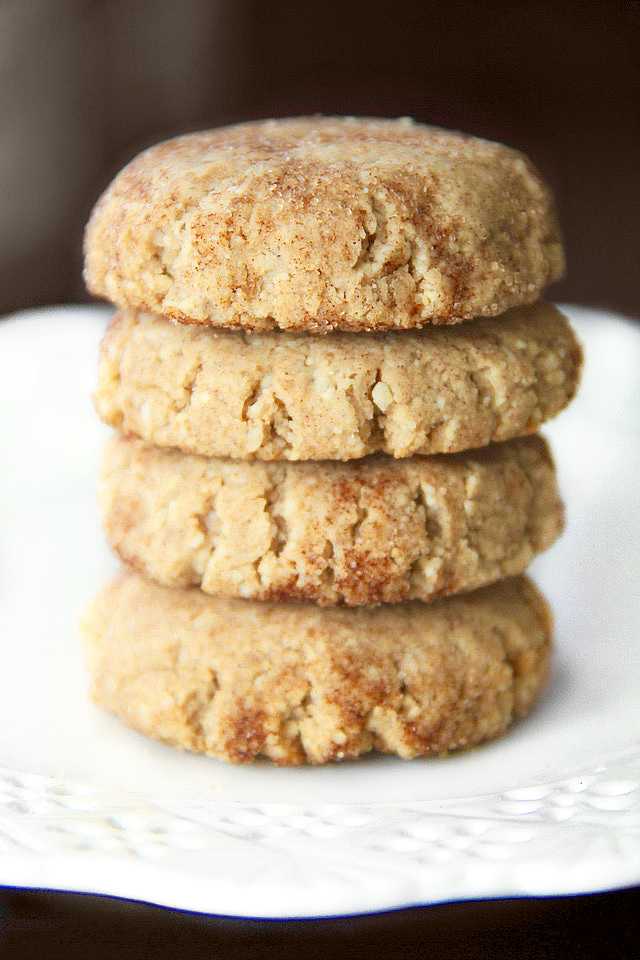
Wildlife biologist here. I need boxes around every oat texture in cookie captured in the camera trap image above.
[82,570,553,765]
[95,302,581,460]
[84,117,563,331]
[99,434,563,606]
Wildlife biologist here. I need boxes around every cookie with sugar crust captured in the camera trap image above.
[99,433,563,607]
[81,569,553,765]
[95,301,581,461]
[84,116,563,332]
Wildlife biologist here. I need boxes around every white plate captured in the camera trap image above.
[0,304,639,918]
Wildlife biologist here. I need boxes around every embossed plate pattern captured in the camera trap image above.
[0,305,639,917]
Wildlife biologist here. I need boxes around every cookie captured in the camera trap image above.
[84,117,563,332]
[96,302,581,461]
[82,569,552,765]
[99,434,563,606]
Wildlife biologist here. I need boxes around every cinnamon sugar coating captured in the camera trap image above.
[84,117,563,332]
[95,302,581,460]
[82,570,552,765]
[99,434,563,606]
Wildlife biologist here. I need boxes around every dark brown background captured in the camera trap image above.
[1,0,639,318]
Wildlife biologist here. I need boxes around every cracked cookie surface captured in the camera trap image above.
[96,302,581,460]
[84,117,563,332]
[99,435,563,606]
[81,569,552,765]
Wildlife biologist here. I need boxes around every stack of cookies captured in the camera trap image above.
[81,118,581,765]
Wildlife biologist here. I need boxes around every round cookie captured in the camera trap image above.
[82,570,553,765]
[99,434,563,606]
[96,302,581,461]
[84,117,563,332]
